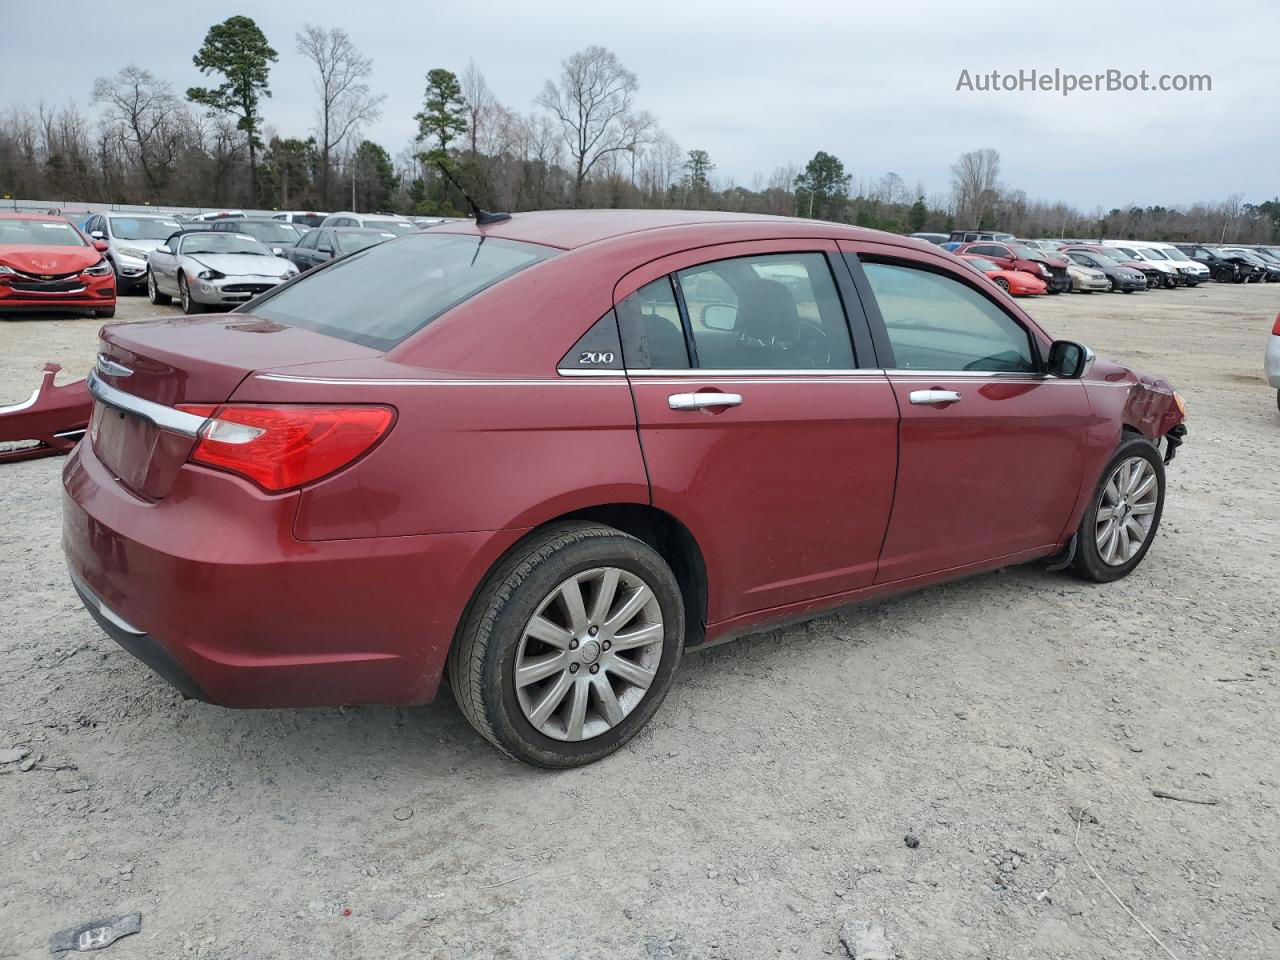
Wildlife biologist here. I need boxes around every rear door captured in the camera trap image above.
[840,241,1092,582]
[617,240,899,624]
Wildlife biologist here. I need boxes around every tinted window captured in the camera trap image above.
[251,233,556,350]
[616,277,689,369]
[968,244,1003,257]
[675,253,854,370]
[297,229,319,250]
[863,262,1037,373]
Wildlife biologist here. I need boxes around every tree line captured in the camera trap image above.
[1,15,1276,244]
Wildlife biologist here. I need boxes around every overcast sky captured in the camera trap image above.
[3,0,1275,210]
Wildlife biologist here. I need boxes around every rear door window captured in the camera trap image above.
[862,261,1037,373]
[616,277,689,369]
[250,233,556,350]
[675,253,855,370]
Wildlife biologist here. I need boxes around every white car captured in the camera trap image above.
[1143,242,1211,285]
[272,211,328,228]
[1103,242,1181,288]
[1267,312,1280,413]
[319,212,416,235]
[82,212,184,294]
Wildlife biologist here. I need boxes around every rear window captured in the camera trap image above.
[250,232,556,350]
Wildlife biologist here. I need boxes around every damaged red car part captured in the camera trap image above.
[0,363,90,463]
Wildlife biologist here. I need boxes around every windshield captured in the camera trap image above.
[1084,253,1121,268]
[1009,244,1041,259]
[180,233,270,256]
[336,232,395,253]
[251,233,556,350]
[369,220,415,235]
[286,214,326,228]
[1139,247,1169,260]
[234,222,305,244]
[0,219,88,247]
[1113,247,1143,260]
[109,217,182,240]
[964,257,998,272]
[1161,247,1191,261]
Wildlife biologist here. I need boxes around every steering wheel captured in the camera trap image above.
[793,319,832,368]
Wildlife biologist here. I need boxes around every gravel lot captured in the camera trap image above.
[1,284,1277,960]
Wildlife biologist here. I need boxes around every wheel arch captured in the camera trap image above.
[451,504,709,660]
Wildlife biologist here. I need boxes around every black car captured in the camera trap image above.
[283,227,398,271]
[1064,249,1147,293]
[207,218,306,256]
[1221,247,1280,282]
[1175,244,1258,283]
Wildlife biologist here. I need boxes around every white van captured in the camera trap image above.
[1102,241,1182,288]
[1140,242,1210,285]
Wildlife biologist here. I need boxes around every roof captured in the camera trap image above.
[432,209,919,252]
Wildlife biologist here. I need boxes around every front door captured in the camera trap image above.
[842,241,1092,583]
[617,240,900,624]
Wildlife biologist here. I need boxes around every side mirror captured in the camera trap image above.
[156,244,171,255]
[1048,340,1090,379]
[92,239,109,253]
[90,230,105,240]
[272,246,283,255]
[701,303,738,331]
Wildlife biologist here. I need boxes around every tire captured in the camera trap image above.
[1070,436,1166,583]
[448,521,685,768]
[994,277,1010,293]
[1122,288,1134,294]
[147,269,171,305]
[179,274,202,315]
[1105,278,1115,292]
[94,306,115,319]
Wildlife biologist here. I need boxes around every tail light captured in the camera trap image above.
[175,403,394,491]
[1272,313,1280,336]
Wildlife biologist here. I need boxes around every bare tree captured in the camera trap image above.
[536,46,652,203]
[460,59,495,158]
[93,66,183,194]
[950,148,1001,226]
[295,24,384,208]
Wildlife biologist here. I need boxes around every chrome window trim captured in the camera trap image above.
[255,373,623,387]
[625,368,884,377]
[86,371,209,437]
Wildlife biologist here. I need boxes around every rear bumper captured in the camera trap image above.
[61,439,522,707]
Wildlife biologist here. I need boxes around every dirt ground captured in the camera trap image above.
[1,283,1277,960]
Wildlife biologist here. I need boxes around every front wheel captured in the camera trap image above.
[993,277,1010,293]
[1070,437,1166,583]
[94,306,115,319]
[448,522,685,767]
[179,274,202,315]
[147,269,171,305]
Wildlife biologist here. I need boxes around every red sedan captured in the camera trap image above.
[0,213,116,317]
[959,253,1048,295]
[63,212,1187,767]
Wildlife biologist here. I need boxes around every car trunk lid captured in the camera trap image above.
[92,315,380,499]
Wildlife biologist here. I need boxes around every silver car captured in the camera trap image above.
[146,231,298,314]
[83,212,184,293]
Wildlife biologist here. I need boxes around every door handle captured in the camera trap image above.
[909,389,962,406]
[668,392,743,411]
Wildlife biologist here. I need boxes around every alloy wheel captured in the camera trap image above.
[514,567,665,742]
[147,271,157,303]
[180,276,190,311]
[1094,456,1159,566]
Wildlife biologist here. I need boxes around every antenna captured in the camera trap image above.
[433,160,511,226]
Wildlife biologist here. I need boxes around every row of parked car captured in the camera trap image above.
[910,229,1280,297]
[70,210,445,313]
